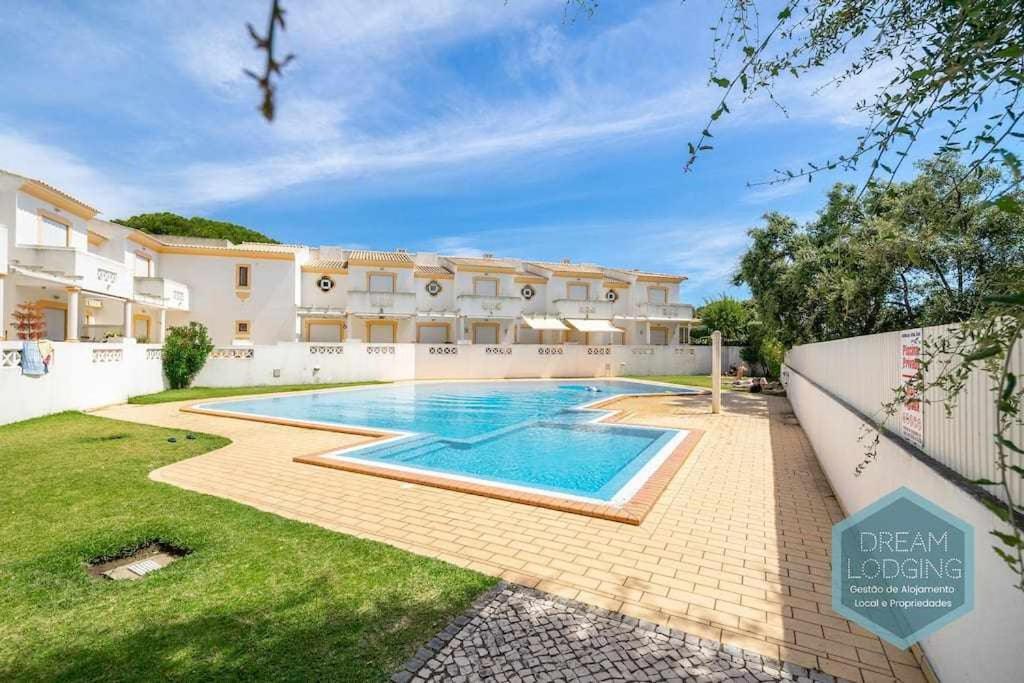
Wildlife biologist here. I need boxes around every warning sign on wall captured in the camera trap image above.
[900,329,924,448]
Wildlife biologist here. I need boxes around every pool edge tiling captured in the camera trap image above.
[293,428,703,525]
[182,380,705,523]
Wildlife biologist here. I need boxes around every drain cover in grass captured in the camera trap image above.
[88,542,189,581]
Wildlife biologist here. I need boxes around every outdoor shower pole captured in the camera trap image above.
[711,330,722,414]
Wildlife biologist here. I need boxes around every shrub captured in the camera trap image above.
[162,322,214,389]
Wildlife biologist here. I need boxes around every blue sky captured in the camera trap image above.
[0,1,896,303]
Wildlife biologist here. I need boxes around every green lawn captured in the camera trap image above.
[128,381,386,405]
[0,413,493,681]
[629,375,733,391]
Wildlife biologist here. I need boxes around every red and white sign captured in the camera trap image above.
[900,329,924,448]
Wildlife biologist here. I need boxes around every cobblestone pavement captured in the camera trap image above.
[393,583,845,683]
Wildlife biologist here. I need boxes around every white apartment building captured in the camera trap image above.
[0,171,698,346]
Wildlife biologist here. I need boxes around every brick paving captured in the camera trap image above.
[393,582,836,683]
[93,386,926,682]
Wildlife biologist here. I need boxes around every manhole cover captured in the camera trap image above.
[87,541,189,581]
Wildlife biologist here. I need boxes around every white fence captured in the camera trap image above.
[193,342,743,387]
[1,341,741,425]
[784,326,1024,683]
[786,324,1024,502]
[0,341,166,425]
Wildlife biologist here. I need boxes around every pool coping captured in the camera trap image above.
[181,379,708,524]
[294,427,702,525]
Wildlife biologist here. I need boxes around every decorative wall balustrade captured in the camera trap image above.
[1,347,22,369]
[210,347,255,359]
[91,348,123,363]
[145,348,163,360]
[309,345,345,355]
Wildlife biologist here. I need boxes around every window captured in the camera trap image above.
[368,272,395,293]
[648,287,668,304]
[649,326,669,345]
[235,320,251,338]
[236,264,251,289]
[472,323,500,344]
[134,253,153,277]
[367,320,396,343]
[567,283,589,301]
[417,323,449,343]
[473,278,498,297]
[39,212,70,247]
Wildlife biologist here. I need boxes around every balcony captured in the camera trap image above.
[457,294,523,319]
[134,276,191,311]
[552,298,614,319]
[637,301,696,320]
[12,246,132,299]
[348,289,417,316]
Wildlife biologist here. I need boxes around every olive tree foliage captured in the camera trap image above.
[736,155,1024,347]
[682,0,1023,209]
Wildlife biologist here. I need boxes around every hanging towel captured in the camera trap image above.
[20,341,46,376]
[37,340,54,371]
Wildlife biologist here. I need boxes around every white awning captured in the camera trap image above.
[522,316,569,331]
[565,319,623,333]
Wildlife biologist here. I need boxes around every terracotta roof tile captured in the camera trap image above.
[347,249,414,264]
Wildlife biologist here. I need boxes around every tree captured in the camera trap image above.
[163,323,215,389]
[684,0,1023,212]
[694,296,750,344]
[735,157,1024,346]
[114,212,278,245]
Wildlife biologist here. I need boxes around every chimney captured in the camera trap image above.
[482,252,494,259]
[561,258,571,264]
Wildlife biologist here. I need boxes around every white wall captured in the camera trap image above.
[787,325,1024,503]
[0,341,165,425]
[159,254,299,345]
[784,366,1024,683]
[193,342,742,387]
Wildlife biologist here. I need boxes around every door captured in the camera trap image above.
[473,278,498,296]
[367,321,396,343]
[472,323,499,344]
[42,307,66,341]
[417,324,448,343]
[308,322,343,342]
[133,316,150,339]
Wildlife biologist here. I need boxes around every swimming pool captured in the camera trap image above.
[195,379,699,507]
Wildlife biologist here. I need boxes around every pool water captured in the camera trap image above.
[203,380,695,503]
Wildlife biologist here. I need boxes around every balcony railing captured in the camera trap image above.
[552,298,614,319]
[637,302,696,320]
[348,289,417,316]
[14,246,132,299]
[134,277,191,311]
[456,294,523,319]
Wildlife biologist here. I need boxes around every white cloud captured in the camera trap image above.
[0,130,156,217]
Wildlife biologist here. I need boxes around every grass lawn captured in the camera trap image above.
[128,381,386,405]
[630,375,733,391]
[0,412,494,681]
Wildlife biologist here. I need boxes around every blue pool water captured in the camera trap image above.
[203,380,696,502]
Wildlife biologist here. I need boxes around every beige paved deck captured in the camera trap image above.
[94,390,925,682]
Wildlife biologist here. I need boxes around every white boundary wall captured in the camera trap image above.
[787,325,1023,502]
[784,328,1024,683]
[0,341,166,425]
[193,343,742,387]
[1,342,741,425]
